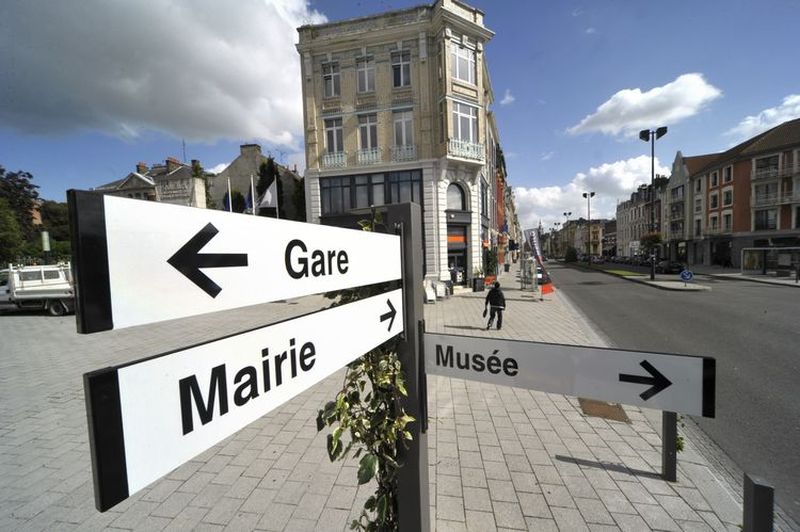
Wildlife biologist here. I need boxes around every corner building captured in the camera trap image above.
[297,0,505,288]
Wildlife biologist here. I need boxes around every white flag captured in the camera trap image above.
[259,179,277,208]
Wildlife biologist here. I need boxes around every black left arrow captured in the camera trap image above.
[619,360,672,401]
[380,299,397,331]
[167,223,248,298]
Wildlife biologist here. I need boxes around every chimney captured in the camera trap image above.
[240,144,262,156]
[136,161,149,174]
[293,164,298,173]
[166,156,181,172]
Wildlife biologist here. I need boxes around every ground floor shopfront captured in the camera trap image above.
[305,157,507,293]
[683,231,800,271]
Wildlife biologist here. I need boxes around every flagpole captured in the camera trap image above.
[226,176,232,213]
[275,176,280,220]
[250,174,256,216]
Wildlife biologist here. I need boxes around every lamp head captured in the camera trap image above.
[656,126,668,139]
[639,129,651,142]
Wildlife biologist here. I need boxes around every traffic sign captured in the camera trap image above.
[84,289,403,512]
[424,333,715,418]
[68,191,401,333]
[680,269,694,282]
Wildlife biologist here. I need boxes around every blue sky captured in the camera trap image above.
[2,0,799,230]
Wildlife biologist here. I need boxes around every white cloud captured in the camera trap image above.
[572,8,584,17]
[540,151,555,161]
[208,163,229,175]
[585,27,596,34]
[500,89,515,106]
[0,0,326,148]
[726,94,800,140]
[513,155,669,230]
[567,73,722,137]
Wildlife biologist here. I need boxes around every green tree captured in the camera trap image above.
[231,190,246,213]
[256,157,278,197]
[192,160,215,209]
[0,166,40,239]
[0,198,24,264]
[640,232,662,254]
[39,200,70,241]
[565,246,578,263]
[293,177,306,221]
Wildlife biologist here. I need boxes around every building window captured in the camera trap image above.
[754,209,777,230]
[694,197,702,213]
[480,180,488,217]
[695,179,702,193]
[447,183,466,210]
[392,50,411,88]
[709,215,718,230]
[722,189,733,206]
[451,40,476,85]
[694,219,702,237]
[324,118,343,153]
[710,171,718,187]
[723,166,733,183]
[358,114,378,150]
[356,57,375,93]
[393,110,413,146]
[723,213,732,232]
[452,102,478,143]
[710,193,718,209]
[322,63,340,98]
[320,170,422,215]
[670,185,684,201]
[439,101,446,143]
[754,155,779,178]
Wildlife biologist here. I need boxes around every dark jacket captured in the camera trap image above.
[485,286,506,308]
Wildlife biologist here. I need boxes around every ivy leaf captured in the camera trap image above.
[357,453,379,484]
[364,495,376,511]
[327,433,341,461]
[316,411,325,432]
[377,494,389,522]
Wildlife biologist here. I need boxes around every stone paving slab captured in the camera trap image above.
[0,263,795,530]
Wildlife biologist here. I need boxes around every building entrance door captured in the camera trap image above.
[448,252,467,285]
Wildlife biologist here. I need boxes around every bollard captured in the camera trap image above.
[662,411,677,482]
[743,473,773,532]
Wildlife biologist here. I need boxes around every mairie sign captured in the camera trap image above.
[68,191,402,333]
[424,333,715,418]
[85,289,403,512]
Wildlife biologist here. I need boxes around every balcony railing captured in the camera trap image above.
[357,147,382,166]
[752,193,779,207]
[391,144,417,162]
[448,139,484,162]
[322,151,346,168]
[751,164,798,180]
[752,167,780,180]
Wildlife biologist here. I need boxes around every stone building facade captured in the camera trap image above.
[296,0,518,288]
[94,157,207,208]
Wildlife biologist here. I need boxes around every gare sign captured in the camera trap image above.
[68,191,401,333]
[85,289,403,511]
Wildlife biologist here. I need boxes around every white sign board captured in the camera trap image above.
[68,191,402,333]
[424,333,715,418]
[85,289,403,511]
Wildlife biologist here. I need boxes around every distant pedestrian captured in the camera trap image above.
[484,281,506,330]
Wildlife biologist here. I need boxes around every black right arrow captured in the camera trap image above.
[167,223,248,298]
[619,360,672,400]
[380,299,397,331]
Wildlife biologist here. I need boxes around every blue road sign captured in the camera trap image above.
[680,270,694,282]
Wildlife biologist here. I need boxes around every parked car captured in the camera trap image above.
[656,260,684,274]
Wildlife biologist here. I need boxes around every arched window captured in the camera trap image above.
[447,183,465,210]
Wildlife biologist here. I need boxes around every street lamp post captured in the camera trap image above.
[562,212,571,259]
[553,222,561,258]
[640,127,667,280]
[582,192,595,267]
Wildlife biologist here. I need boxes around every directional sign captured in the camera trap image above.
[68,191,402,333]
[680,270,694,282]
[424,333,715,418]
[84,289,403,512]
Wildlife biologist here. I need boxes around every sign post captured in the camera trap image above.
[84,290,404,511]
[424,333,715,418]
[67,191,401,333]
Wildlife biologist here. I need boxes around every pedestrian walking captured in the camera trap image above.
[484,281,506,330]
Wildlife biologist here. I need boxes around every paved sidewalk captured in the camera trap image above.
[1,264,794,530]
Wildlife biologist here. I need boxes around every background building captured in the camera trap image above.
[94,157,208,208]
[296,0,518,291]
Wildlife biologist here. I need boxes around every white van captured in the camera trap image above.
[0,263,75,316]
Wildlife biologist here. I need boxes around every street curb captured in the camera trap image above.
[704,273,800,288]
[561,262,712,291]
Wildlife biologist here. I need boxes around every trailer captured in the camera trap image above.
[0,263,75,316]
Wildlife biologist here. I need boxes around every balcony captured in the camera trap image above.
[752,193,779,207]
[752,167,779,180]
[448,139,484,162]
[357,147,382,166]
[322,151,346,168]
[391,144,417,162]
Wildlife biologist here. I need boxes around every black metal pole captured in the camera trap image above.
[651,134,656,280]
[662,411,677,481]
[587,196,591,267]
[743,473,774,532]
[385,203,429,532]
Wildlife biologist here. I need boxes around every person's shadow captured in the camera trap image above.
[444,324,484,330]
